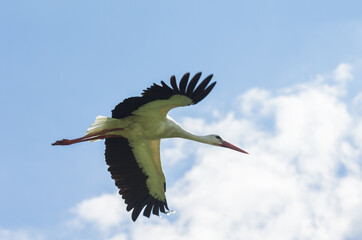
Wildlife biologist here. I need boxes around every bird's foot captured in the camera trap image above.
[52,139,74,145]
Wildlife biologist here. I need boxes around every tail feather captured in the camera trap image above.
[85,116,125,142]
[86,116,110,136]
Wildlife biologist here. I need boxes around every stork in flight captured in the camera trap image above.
[52,72,248,221]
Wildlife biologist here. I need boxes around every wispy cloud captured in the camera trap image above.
[68,63,362,240]
[0,228,43,240]
[68,193,127,233]
[334,63,354,84]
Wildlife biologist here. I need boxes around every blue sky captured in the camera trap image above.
[1,1,362,239]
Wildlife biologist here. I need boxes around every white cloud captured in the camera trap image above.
[69,64,362,240]
[107,233,128,240]
[353,92,362,113]
[0,228,43,240]
[162,139,188,164]
[334,63,354,84]
[238,88,271,116]
[69,193,127,232]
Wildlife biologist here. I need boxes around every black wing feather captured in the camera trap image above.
[170,75,179,92]
[132,205,144,222]
[159,203,166,213]
[143,199,155,218]
[161,81,173,91]
[178,72,190,93]
[111,72,216,118]
[105,137,169,221]
[131,193,150,221]
[191,74,213,98]
[193,81,217,104]
[152,202,160,216]
[186,72,202,95]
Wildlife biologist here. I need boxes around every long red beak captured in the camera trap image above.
[221,140,249,154]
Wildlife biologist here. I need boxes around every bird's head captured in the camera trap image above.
[205,134,248,154]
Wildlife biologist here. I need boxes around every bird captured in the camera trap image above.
[52,72,248,221]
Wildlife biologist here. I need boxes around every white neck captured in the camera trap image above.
[165,117,213,145]
[178,129,212,144]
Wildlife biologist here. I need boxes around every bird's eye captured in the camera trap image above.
[215,135,221,140]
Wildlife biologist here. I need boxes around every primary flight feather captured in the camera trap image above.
[53,72,248,221]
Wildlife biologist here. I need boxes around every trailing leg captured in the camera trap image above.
[52,128,123,145]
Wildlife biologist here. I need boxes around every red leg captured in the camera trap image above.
[52,128,124,146]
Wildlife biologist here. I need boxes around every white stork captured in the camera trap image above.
[52,72,248,221]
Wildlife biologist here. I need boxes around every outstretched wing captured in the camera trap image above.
[105,73,216,221]
[105,138,169,221]
[111,72,216,119]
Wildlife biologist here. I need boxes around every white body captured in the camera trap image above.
[86,94,221,145]
[87,115,218,145]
